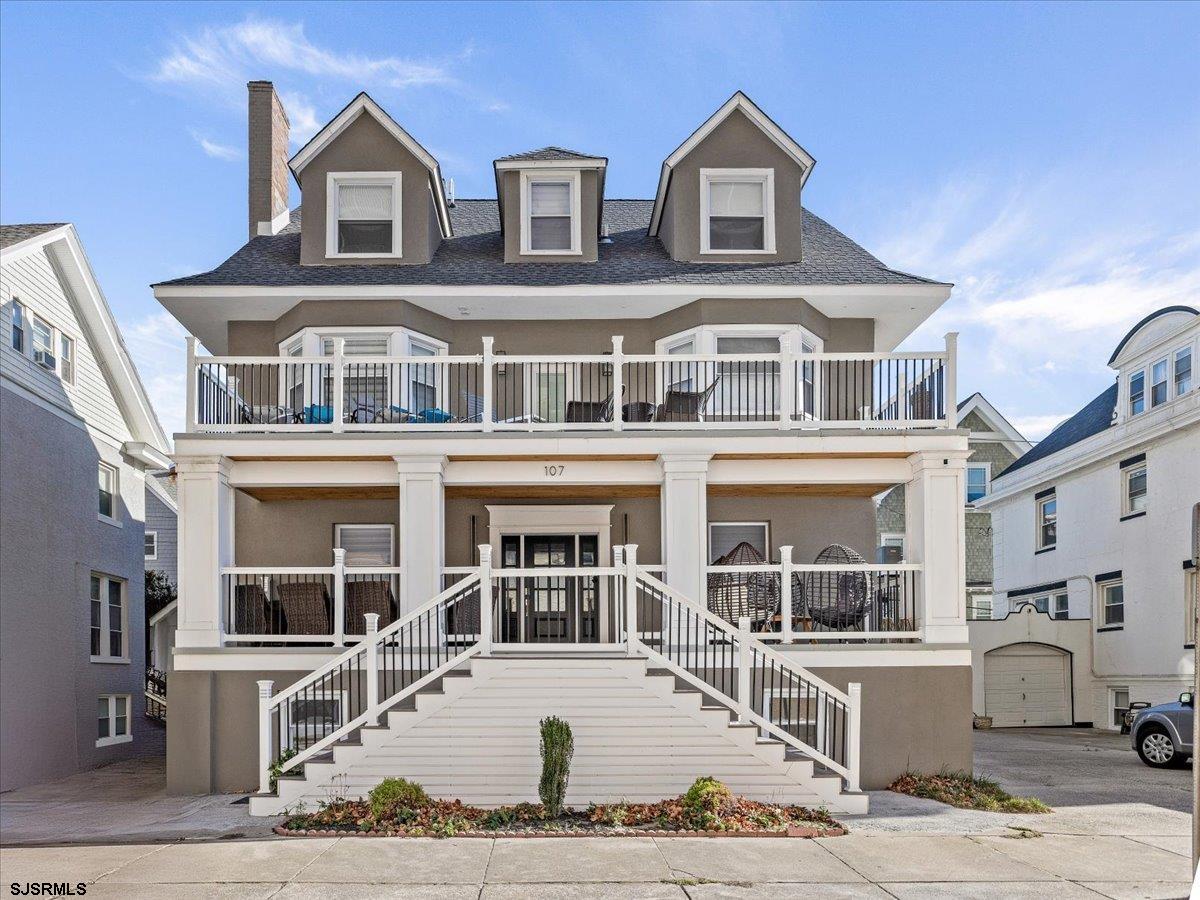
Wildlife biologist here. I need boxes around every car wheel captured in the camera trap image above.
[1136,725,1177,768]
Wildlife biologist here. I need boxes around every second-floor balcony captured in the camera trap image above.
[186,333,956,435]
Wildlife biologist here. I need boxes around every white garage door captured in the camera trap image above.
[984,644,1071,727]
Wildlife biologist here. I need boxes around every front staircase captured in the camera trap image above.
[249,547,868,816]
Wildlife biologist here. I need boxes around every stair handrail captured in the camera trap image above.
[629,561,861,791]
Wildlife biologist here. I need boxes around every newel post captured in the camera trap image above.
[481,337,495,433]
[943,332,958,428]
[332,548,346,647]
[737,616,752,723]
[257,680,274,794]
[847,682,863,793]
[478,544,494,652]
[185,336,198,431]
[624,544,639,655]
[332,337,345,433]
[611,335,624,432]
[364,613,380,725]
[612,545,626,642]
[779,545,794,644]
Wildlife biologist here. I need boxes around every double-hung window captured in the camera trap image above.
[1122,462,1147,517]
[1053,593,1069,620]
[966,464,990,504]
[1175,347,1193,396]
[59,333,74,384]
[144,531,158,560]
[98,463,118,523]
[31,314,54,370]
[701,169,775,253]
[715,335,781,416]
[327,173,401,257]
[11,300,24,352]
[709,522,770,563]
[521,172,581,254]
[97,694,131,747]
[1036,491,1057,551]
[1150,358,1169,407]
[90,574,127,661]
[1100,579,1124,627]
[1128,371,1145,416]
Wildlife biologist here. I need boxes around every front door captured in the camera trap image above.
[499,534,600,642]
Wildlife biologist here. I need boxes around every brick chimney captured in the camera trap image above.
[247,81,290,239]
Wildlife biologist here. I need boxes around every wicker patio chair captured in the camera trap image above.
[654,380,719,422]
[565,386,625,423]
[706,541,780,629]
[345,579,396,631]
[799,544,871,630]
[233,583,271,636]
[445,584,481,638]
[277,581,332,636]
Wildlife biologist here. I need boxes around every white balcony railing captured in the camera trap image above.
[187,333,957,434]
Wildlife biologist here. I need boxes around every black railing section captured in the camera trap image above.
[145,666,167,722]
[791,567,919,637]
[197,361,334,427]
[340,360,482,425]
[622,358,782,425]
[747,644,849,769]
[223,572,337,641]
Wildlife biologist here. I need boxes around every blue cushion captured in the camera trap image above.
[417,408,454,424]
[388,405,410,415]
[303,405,334,424]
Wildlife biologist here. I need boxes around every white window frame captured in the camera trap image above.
[700,168,776,255]
[965,462,991,505]
[288,690,347,750]
[1186,568,1197,647]
[59,332,75,384]
[144,531,158,560]
[1175,346,1193,397]
[96,694,132,747]
[10,298,25,353]
[1121,463,1147,517]
[90,573,129,663]
[1100,579,1124,628]
[1150,357,1169,408]
[325,172,403,259]
[519,170,582,256]
[1052,593,1069,620]
[30,311,56,370]
[708,521,771,563]
[334,523,395,566]
[1128,370,1145,416]
[1109,686,1130,730]
[98,462,120,526]
[1035,493,1056,551]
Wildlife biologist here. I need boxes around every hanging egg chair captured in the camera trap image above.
[706,541,780,628]
[798,544,870,630]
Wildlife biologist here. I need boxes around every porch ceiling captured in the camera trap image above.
[237,482,890,501]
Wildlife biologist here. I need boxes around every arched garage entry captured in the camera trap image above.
[984,643,1072,727]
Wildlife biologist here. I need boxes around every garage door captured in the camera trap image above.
[984,644,1071,727]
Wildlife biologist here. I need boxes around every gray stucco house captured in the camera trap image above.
[1,223,171,791]
[876,393,1030,618]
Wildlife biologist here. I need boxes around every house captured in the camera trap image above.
[0,223,171,791]
[152,83,973,815]
[876,392,1030,620]
[976,306,1199,730]
[145,471,178,687]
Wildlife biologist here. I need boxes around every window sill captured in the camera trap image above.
[1120,511,1147,522]
[98,514,122,528]
[1035,546,1056,555]
[96,734,132,748]
[90,656,130,665]
[325,252,403,260]
[1096,625,1124,633]
[699,248,776,256]
[519,248,583,257]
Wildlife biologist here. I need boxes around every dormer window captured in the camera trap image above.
[520,171,581,255]
[326,173,402,258]
[700,169,775,254]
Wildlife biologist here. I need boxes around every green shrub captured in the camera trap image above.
[681,776,735,829]
[538,716,574,818]
[269,748,299,793]
[368,777,430,820]
[889,769,1050,814]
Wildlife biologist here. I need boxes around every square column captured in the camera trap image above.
[175,456,234,648]
[396,455,447,614]
[660,453,711,602]
[906,451,969,643]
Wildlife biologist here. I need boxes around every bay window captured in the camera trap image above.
[701,169,775,253]
[326,173,401,257]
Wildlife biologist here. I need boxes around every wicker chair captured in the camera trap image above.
[277,582,332,636]
[345,579,396,631]
[798,544,870,630]
[654,380,719,422]
[565,385,625,423]
[444,582,481,639]
[233,583,271,636]
[706,541,780,628]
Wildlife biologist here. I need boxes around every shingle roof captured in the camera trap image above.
[496,146,605,162]
[0,223,67,249]
[1001,383,1118,478]
[154,201,942,289]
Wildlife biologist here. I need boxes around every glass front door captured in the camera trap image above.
[499,533,600,642]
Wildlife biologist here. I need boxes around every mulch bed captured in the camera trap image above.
[274,823,845,839]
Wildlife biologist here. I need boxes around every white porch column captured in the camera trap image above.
[395,455,447,615]
[659,453,711,602]
[906,451,970,644]
[175,456,234,648]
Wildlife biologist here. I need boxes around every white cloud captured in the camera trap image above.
[189,130,241,161]
[1010,414,1071,442]
[279,91,320,146]
[121,310,189,438]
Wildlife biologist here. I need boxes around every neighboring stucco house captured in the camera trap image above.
[877,393,1030,619]
[976,306,1199,730]
[153,83,974,815]
[0,223,171,791]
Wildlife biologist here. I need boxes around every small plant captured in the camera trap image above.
[538,716,574,818]
[889,769,1050,814]
[269,748,299,792]
[368,777,430,820]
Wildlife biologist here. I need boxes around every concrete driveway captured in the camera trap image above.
[1,729,1194,898]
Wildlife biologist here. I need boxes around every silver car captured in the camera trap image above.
[1131,692,1194,768]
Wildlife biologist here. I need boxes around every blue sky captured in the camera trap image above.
[2,1,1197,437]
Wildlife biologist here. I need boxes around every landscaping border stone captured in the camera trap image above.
[273,824,846,839]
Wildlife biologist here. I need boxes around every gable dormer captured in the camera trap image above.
[287,92,452,266]
[649,92,814,264]
[493,148,607,263]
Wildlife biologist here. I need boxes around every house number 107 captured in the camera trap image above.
[544,465,566,477]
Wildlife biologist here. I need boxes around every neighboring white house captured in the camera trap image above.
[152,83,974,814]
[976,306,1199,730]
[0,223,171,790]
